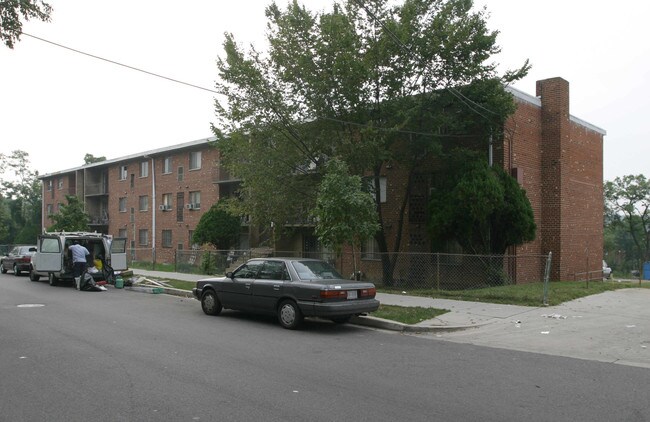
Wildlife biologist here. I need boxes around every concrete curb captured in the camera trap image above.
[351,315,488,333]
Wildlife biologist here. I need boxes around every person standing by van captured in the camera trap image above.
[69,241,90,290]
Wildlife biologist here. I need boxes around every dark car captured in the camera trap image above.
[192,257,380,329]
[1,246,37,276]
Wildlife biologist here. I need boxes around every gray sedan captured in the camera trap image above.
[192,257,380,329]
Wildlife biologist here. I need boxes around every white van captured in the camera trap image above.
[30,231,127,286]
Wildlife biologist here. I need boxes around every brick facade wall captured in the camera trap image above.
[39,78,605,281]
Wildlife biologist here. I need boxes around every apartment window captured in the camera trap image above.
[118,228,127,238]
[56,203,62,212]
[139,195,149,211]
[130,174,135,188]
[163,157,172,174]
[161,193,172,211]
[47,180,53,191]
[366,176,387,203]
[162,230,172,248]
[361,237,381,260]
[140,161,149,178]
[177,243,184,251]
[57,178,64,190]
[177,166,184,182]
[189,191,201,209]
[118,197,127,212]
[189,151,202,170]
[119,165,128,180]
[189,230,197,249]
[138,229,149,246]
[46,204,53,215]
[176,192,184,222]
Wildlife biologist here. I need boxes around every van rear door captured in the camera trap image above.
[34,235,63,272]
[109,238,128,271]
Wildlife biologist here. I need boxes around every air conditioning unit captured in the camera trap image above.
[159,204,171,211]
[185,203,194,210]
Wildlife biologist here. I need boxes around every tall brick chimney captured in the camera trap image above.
[537,77,570,280]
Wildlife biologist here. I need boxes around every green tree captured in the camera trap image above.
[313,159,380,273]
[604,175,650,271]
[0,150,42,243]
[49,195,90,232]
[428,149,536,255]
[0,0,52,49]
[212,0,529,284]
[84,153,107,164]
[192,202,241,250]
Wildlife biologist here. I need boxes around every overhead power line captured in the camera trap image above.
[22,32,219,94]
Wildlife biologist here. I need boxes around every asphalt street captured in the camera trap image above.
[1,273,650,421]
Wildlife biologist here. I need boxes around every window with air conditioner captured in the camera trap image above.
[189,191,201,209]
[119,165,128,180]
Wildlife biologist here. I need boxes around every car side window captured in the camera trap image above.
[233,261,264,279]
[258,261,288,280]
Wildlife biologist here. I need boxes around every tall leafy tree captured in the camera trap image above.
[49,195,90,232]
[0,0,52,48]
[84,153,107,164]
[212,0,529,284]
[0,150,42,243]
[604,175,650,269]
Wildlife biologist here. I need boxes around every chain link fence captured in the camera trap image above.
[168,249,552,289]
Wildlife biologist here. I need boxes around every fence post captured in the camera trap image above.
[436,252,440,291]
[543,251,552,306]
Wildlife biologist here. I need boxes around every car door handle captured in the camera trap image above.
[245,283,251,289]
[273,284,280,290]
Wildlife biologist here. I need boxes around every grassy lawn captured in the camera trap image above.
[371,304,448,324]
[380,280,650,307]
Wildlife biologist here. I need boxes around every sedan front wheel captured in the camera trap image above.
[278,300,303,330]
[201,290,222,316]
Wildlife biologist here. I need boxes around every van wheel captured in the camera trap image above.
[0,263,6,274]
[48,273,58,286]
[29,270,40,282]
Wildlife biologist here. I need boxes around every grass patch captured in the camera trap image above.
[380,280,650,307]
[371,304,449,325]
[165,280,196,291]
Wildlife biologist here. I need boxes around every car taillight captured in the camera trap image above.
[360,287,376,298]
[320,289,347,299]
[19,257,31,263]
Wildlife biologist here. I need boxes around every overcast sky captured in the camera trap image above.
[1,0,648,181]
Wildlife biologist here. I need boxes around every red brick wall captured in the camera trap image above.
[106,147,220,264]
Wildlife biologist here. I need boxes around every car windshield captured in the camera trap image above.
[291,260,343,280]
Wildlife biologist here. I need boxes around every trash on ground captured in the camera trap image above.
[542,314,567,319]
[540,331,550,334]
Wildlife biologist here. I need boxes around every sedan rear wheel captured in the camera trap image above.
[13,264,21,276]
[201,290,222,316]
[48,273,57,286]
[278,300,303,330]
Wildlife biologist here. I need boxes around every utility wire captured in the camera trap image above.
[22,32,220,94]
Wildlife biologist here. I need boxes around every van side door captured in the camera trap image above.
[33,236,63,273]
[109,238,128,271]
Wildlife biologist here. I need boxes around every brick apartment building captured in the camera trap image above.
[40,77,605,281]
